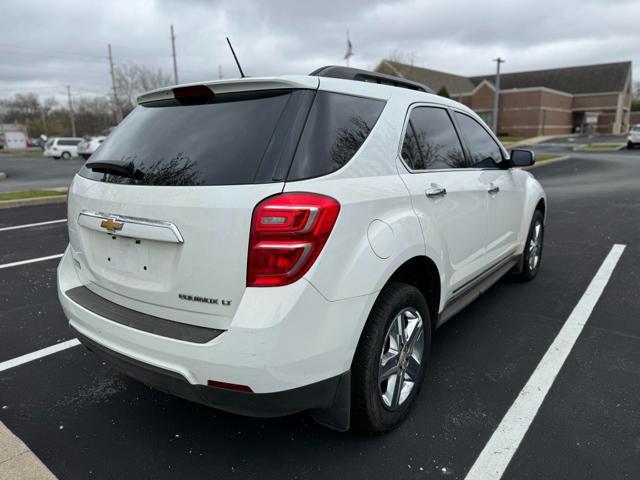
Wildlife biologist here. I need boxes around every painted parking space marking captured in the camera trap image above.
[0,253,63,270]
[0,218,66,233]
[0,339,80,373]
[464,243,626,480]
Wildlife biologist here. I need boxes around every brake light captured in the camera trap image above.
[247,192,340,287]
[207,380,253,393]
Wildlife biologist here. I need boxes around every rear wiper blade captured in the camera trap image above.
[86,160,144,180]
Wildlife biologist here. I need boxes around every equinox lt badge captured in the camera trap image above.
[179,293,231,306]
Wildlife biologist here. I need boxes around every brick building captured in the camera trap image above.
[376,60,633,136]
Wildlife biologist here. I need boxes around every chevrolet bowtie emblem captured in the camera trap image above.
[100,218,124,233]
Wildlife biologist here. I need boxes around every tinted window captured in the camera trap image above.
[401,107,466,170]
[287,91,385,181]
[401,124,422,169]
[80,91,295,186]
[59,139,80,146]
[454,112,502,167]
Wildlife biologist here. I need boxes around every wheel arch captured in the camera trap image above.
[380,255,441,329]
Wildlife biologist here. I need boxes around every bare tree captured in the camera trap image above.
[632,81,640,112]
[1,93,41,123]
[387,49,416,67]
[114,62,172,114]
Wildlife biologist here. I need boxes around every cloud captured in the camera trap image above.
[0,0,638,101]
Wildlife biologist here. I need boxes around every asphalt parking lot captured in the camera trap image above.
[0,155,84,193]
[1,149,639,479]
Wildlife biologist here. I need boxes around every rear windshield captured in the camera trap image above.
[80,89,385,186]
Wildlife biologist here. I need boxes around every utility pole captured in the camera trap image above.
[40,108,47,136]
[170,24,179,84]
[66,85,76,137]
[492,57,505,134]
[108,43,122,123]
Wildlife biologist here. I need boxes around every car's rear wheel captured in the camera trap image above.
[80,154,90,160]
[628,141,634,149]
[516,210,544,281]
[351,282,431,432]
[61,151,71,160]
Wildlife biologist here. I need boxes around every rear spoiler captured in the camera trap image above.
[137,76,320,105]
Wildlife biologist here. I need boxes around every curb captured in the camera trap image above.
[0,195,67,210]
[572,144,625,152]
[504,134,579,149]
[0,421,56,479]
[524,155,571,170]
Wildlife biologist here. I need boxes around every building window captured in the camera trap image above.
[476,111,493,127]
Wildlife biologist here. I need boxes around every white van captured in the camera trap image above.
[43,137,83,159]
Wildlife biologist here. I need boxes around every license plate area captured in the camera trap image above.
[105,235,150,274]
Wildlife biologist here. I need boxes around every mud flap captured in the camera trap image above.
[309,371,351,432]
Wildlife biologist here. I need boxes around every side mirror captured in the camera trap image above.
[509,149,535,167]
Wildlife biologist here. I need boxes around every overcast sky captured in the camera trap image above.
[1,0,638,100]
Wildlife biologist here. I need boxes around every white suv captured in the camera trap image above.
[57,67,546,432]
[77,136,106,160]
[628,124,640,148]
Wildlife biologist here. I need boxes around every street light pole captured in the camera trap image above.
[66,85,76,137]
[492,57,505,134]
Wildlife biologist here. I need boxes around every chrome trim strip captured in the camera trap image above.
[78,210,184,244]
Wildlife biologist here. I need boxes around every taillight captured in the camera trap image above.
[247,192,340,287]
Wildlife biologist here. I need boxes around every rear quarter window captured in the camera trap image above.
[286,92,385,181]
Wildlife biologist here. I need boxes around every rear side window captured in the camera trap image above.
[401,107,467,170]
[454,112,503,167]
[286,91,385,181]
[59,139,80,146]
[81,91,298,186]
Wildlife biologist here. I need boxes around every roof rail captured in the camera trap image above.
[309,65,433,93]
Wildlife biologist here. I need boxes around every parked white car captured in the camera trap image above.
[77,136,106,160]
[627,124,640,149]
[43,137,83,159]
[58,67,546,432]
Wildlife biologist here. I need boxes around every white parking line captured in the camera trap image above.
[0,253,64,270]
[0,339,80,373]
[464,243,626,480]
[0,218,67,232]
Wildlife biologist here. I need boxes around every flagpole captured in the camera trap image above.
[346,30,349,67]
[345,30,352,67]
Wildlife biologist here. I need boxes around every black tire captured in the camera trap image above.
[61,151,71,160]
[80,154,90,160]
[515,210,544,281]
[628,141,634,149]
[351,282,432,432]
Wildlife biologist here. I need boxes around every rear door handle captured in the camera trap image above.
[487,184,500,195]
[426,186,447,198]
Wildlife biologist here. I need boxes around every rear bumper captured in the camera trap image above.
[73,327,348,417]
[57,247,375,407]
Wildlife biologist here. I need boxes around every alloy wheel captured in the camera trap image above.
[378,307,425,410]
[528,220,543,271]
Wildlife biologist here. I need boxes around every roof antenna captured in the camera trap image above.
[226,37,245,78]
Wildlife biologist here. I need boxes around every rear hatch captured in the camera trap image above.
[67,79,318,330]
[66,76,386,331]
